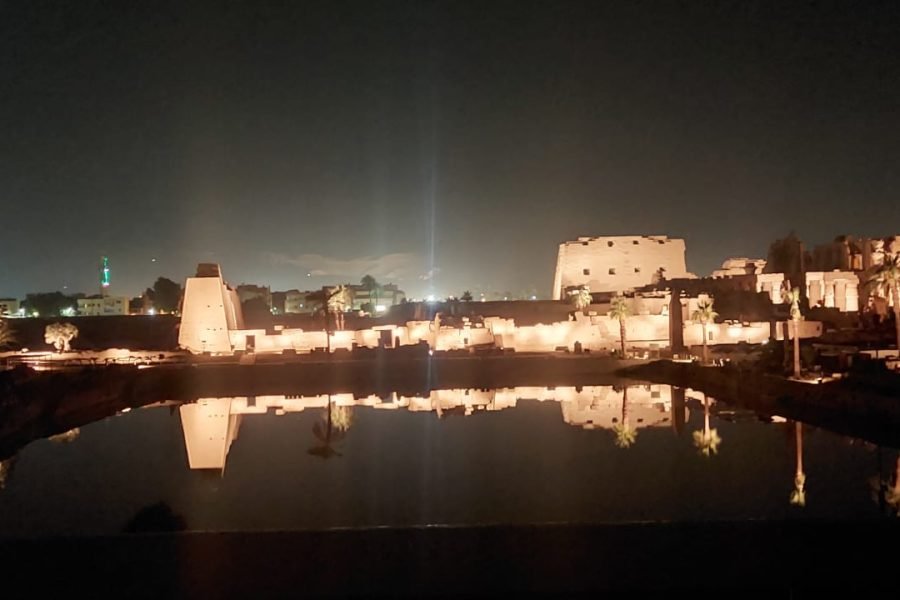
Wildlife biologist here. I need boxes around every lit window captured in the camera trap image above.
[583,268,591,276]
[609,268,616,275]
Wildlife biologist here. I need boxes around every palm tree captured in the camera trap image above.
[44,322,78,352]
[0,319,15,349]
[608,296,629,358]
[567,286,592,313]
[306,288,331,352]
[868,253,900,354]
[308,396,347,459]
[461,290,473,302]
[691,299,718,365]
[311,286,350,353]
[360,274,381,313]
[328,286,349,331]
[693,393,722,457]
[783,286,803,378]
[613,387,637,448]
[790,422,806,507]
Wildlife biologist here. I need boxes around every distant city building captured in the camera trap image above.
[128,296,151,315]
[347,283,406,312]
[270,289,324,314]
[77,295,129,316]
[236,284,272,309]
[552,235,693,299]
[285,289,315,314]
[270,285,407,315]
[270,291,286,314]
[377,283,406,307]
[0,299,20,316]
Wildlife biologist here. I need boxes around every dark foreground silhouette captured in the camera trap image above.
[123,502,187,534]
[1,521,898,598]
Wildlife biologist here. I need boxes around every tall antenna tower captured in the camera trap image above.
[100,256,111,297]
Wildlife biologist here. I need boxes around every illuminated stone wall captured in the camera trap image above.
[178,266,245,354]
[711,258,767,278]
[179,265,820,356]
[682,319,821,345]
[552,235,692,298]
[186,303,820,356]
[490,312,670,353]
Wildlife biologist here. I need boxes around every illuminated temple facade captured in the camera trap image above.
[551,235,694,298]
[178,264,822,356]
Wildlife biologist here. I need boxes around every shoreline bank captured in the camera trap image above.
[619,360,900,448]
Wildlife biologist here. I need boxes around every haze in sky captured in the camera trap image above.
[2,1,898,298]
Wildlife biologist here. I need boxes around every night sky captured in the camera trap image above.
[2,1,899,299]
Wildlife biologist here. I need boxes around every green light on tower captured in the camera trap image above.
[101,256,111,289]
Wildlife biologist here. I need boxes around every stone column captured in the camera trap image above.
[834,280,846,312]
[824,280,835,308]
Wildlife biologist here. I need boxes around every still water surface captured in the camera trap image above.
[0,383,896,537]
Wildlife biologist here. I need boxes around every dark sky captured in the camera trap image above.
[2,1,899,299]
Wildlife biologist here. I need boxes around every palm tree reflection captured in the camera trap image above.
[308,396,352,459]
[692,393,722,457]
[612,387,637,449]
[790,421,806,507]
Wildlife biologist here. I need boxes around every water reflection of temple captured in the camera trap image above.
[179,385,685,471]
